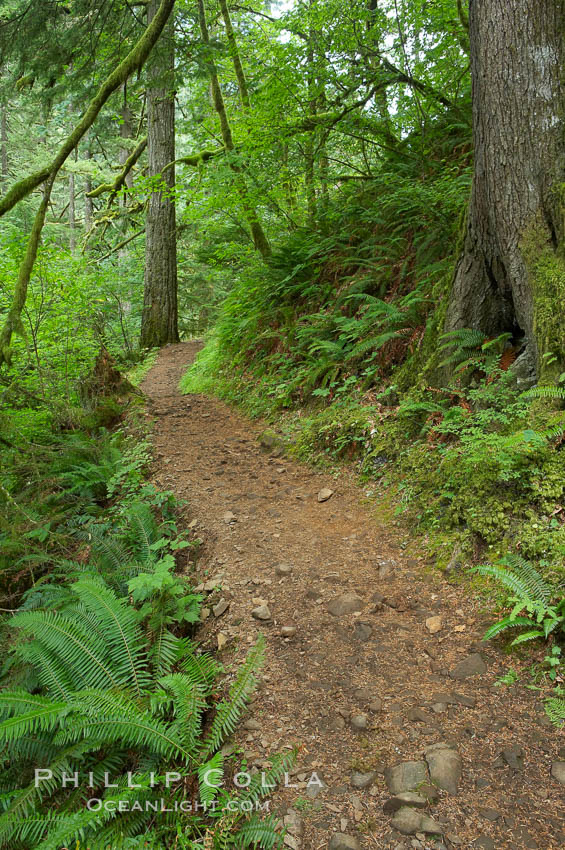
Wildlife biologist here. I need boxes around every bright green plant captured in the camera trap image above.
[0,577,290,848]
[473,555,564,644]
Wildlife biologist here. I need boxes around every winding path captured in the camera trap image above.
[142,342,564,850]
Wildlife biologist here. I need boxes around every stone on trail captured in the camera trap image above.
[384,761,428,794]
[383,792,428,814]
[213,599,229,618]
[550,761,565,784]
[350,714,368,731]
[275,563,294,576]
[353,621,373,641]
[251,604,272,621]
[391,807,444,836]
[472,838,495,850]
[281,625,297,637]
[223,511,236,524]
[259,429,286,456]
[327,593,364,616]
[449,653,487,680]
[317,488,334,502]
[328,834,360,850]
[425,616,443,634]
[425,742,462,795]
[350,770,376,789]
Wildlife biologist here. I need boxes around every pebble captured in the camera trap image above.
[275,563,294,576]
[223,511,236,523]
[327,593,364,616]
[350,770,376,789]
[425,743,462,795]
[328,835,360,850]
[449,653,487,680]
[213,599,230,618]
[251,604,272,621]
[383,792,428,814]
[391,807,444,836]
[281,626,297,637]
[353,621,373,641]
[425,616,443,634]
[384,761,428,794]
[318,488,334,502]
[551,761,565,784]
[350,714,368,731]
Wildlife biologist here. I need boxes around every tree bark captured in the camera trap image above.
[84,141,94,232]
[140,0,179,348]
[0,105,8,186]
[446,0,565,379]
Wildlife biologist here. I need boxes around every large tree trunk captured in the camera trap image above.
[446,0,565,381]
[140,0,179,348]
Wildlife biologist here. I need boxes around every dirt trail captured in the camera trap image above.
[142,342,564,850]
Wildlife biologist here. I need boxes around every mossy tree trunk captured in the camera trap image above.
[446,0,565,380]
[140,0,179,348]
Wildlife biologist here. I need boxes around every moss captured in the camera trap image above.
[523,214,565,377]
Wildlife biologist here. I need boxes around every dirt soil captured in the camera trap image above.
[142,342,565,850]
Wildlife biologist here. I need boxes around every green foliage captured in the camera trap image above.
[472,555,564,644]
[0,575,289,847]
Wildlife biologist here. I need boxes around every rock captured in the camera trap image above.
[384,761,428,794]
[511,345,537,390]
[328,593,364,616]
[259,429,286,456]
[500,746,524,771]
[350,770,376,789]
[223,511,236,524]
[283,836,300,850]
[217,632,228,650]
[369,699,383,713]
[243,719,261,731]
[213,599,230,618]
[283,810,304,837]
[353,621,373,641]
[200,607,211,621]
[444,544,464,576]
[430,692,476,708]
[425,616,443,634]
[281,626,297,638]
[275,563,294,576]
[479,808,500,822]
[391,808,444,836]
[383,792,428,814]
[328,835,360,850]
[472,838,495,850]
[251,604,272,621]
[350,714,369,731]
[353,687,373,704]
[407,708,433,724]
[449,653,487,680]
[425,743,462,795]
[318,488,334,503]
[550,761,565,784]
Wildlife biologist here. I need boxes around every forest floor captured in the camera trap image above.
[142,342,565,850]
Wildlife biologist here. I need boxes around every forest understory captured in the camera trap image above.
[1,1,565,848]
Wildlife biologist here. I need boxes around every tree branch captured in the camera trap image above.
[0,0,175,218]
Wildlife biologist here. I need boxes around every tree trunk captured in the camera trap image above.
[69,171,76,252]
[140,0,179,348]
[84,141,94,232]
[0,104,8,186]
[446,0,565,381]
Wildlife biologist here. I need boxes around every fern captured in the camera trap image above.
[521,385,565,401]
[545,696,565,724]
[200,635,265,759]
[0,584,282,848]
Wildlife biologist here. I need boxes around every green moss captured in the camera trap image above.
[522,214,565,376]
